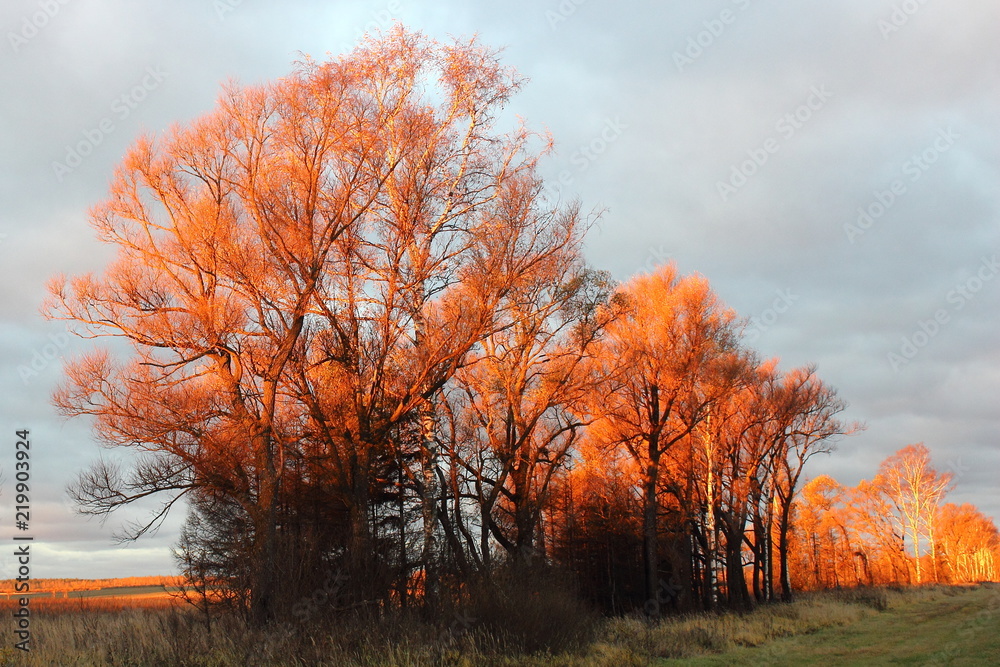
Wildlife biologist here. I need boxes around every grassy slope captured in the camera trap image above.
[666,585,1000,666]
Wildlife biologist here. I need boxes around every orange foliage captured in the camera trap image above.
[790,444,998,589]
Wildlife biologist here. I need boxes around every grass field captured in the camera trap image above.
[0,583,996,665]
[663,584,1000,666]
[2,586,177,603]
[62,586,171,599]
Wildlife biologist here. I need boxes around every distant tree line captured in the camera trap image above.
[792,443,999,589]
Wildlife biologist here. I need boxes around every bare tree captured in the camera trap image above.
[876,443,953,584]
[582,263,745,612]
[47,26,580,623]
[447,265,607,568]
[771,366,859,601]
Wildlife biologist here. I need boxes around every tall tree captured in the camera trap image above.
[47,27,579,623]
[770,366,857,601]
[448,266,606,567]
[936,503,1000,583]
[846,477,913,584]
[688,357,771,609]
[794,475,848,589]
[583,263,745,611]
[876,444,953,584]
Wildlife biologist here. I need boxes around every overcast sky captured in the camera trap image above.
[1,0,997,579]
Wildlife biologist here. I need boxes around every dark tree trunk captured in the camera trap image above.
[643,457,661,615]
[250,469,279,626]
[778,499,794,602]
[348,451,372,602]
[512,462,540,567]
[722,515,753,610]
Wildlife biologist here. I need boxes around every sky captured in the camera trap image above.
[0,0,997,579]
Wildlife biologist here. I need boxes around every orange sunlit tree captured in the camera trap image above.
[790,444,999,590]
[47,26,583,624]
[876,443,953,584]
[936,503,1000,583]
[579,264,749,612]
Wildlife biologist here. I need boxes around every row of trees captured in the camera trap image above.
[425,266,856,614]
[50,27,863,625]
[792,444,999,589]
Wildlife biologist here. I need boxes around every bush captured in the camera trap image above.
[461,565,600,655]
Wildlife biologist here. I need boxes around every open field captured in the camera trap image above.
[0,578,184,602]
[661,584,1000,666]
[2,586,177,604]
[61,586,177,602]
[0,584,996,665]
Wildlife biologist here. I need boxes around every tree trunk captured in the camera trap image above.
[704,460,718,610]
[764,495,775,602]
[643,457,661,615]
[511,458,539,567]
[723,517,752,610]
[348,451,372,602]
[751,519,763,603]
[419,400,440,605]
[929,523,939,583]
[515,501,538,566]
[778,500,795,602]
[250,462,279,626]
[397,455,408,607]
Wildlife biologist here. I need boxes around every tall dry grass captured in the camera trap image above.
[0,585,973,666]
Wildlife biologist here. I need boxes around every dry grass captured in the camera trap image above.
[590,593,876,662]
[0,585,982,666]
[2,595,179,615]
[0,607,585,667]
